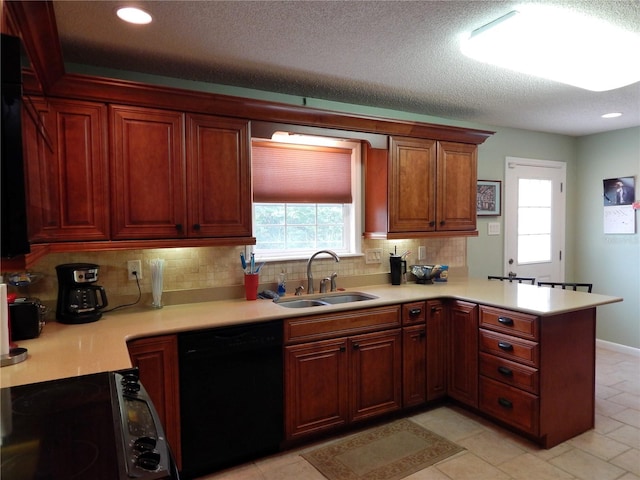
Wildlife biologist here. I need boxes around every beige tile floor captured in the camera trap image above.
[197,347,640,480]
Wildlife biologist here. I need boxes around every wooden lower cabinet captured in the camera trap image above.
[127,335,182,469]
[478,305,596,448]
[126,300,597,460]
[426,299,447,401]
[447,300,479,408]
[479,376,539,435]
[350,329,402,422]
[285,328,402,441]
[284,337,349,440]
[284,307,402,442]
[402,324,427,407]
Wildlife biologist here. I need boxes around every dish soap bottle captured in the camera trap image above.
[277,272,286,296]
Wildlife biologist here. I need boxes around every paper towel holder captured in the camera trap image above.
[1,347,28,367]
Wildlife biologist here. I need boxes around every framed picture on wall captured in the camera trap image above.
[477,180,502,216]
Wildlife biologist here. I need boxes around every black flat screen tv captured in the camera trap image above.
[1,33,30,258]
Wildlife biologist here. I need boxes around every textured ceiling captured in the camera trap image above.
[52,0,640,136]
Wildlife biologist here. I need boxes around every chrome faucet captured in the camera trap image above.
[306,250,340,294]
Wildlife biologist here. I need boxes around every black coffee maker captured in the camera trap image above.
[56,263,108,324]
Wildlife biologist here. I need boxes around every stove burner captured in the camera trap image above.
[38,439,100,479]
[11,381,104,416]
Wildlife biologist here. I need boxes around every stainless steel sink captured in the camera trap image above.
[276,299,330,308]
[318,293,378,304]
[275,292,378,308]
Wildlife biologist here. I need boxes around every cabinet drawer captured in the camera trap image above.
[284,305,401,344]
[480,306,538,340]
[402,301,426,326]
[479,329,539,367]
[479,377,539,436]
[479,352,539,394]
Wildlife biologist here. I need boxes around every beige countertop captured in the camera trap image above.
[1,278,622,388]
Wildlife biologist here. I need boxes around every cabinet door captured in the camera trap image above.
[388,137,436,233]
[349,329,402,422]
[284,338,349,440]
[128,335,182,469]
[436,141,477,231]
[186,114,251,237]
[448,300,479,407]
[111,105,186,239]
[22,98,55,240]
[24,99,109,242]
[403,325,426,408]
[426,299,447,401]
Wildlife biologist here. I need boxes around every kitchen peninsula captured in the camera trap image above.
[0,278,622,459]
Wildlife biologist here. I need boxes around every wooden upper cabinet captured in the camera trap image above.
[436,141,477,232]
[110,105,187,239]
[364,136,478,239]
[23,98,109,242]
[388,137,437,233]
[110,106,253,240]
[186,114,251,238]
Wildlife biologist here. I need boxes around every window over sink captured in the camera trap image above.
[251,136,362,260]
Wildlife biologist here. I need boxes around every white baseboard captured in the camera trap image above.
[596,339,640,358]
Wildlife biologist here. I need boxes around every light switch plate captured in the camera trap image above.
[418,246,426,260]
[365,248,383,264]
[488,222,501,236]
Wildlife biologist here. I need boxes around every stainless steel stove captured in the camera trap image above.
[1,370,180,480]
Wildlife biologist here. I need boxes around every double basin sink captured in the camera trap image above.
[276,292,378,308]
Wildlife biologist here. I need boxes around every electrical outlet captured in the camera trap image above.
[365,248,382,264]
[127,260,142,280]
[418,246,426,261]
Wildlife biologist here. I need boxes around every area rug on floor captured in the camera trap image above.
[301,419,465,480]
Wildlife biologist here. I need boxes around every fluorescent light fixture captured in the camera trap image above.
[460,6,640,91]
[116,7,152,24]
[601,112,622,118]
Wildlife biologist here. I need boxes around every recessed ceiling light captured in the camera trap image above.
[601,113,622,119]
[116,7,152,25]
[460,5,640,91]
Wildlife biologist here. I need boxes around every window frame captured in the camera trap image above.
[251,136,362,261]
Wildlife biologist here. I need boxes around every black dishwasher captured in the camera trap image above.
[178,320,283,479]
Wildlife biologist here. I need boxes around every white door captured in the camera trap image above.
[504,157,566,283]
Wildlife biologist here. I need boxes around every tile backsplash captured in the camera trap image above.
[4,238,466,305]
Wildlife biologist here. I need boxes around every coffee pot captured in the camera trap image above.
[55,263,108,324]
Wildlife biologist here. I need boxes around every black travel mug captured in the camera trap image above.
[390,256,406,285]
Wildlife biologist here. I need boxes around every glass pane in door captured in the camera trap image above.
[517,179,552,263]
